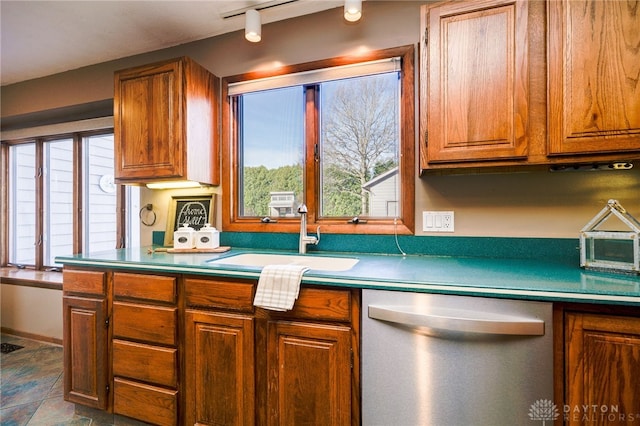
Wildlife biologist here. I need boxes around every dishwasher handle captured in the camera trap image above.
[368,304,545,336]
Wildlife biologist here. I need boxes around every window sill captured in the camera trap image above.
[222,219,414,235]
[0,267,63,290]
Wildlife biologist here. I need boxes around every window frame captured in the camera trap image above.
[0,129,125,270]
[222,45,415,235]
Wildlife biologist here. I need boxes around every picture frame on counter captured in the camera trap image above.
[164,194,216,246]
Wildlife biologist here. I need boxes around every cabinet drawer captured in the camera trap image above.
[114,377,177,426]
[63,270,106,295]
[113,302,177,346]
[114,272,176,303]
[284,287,352,322]
[184,277,255,312]
[113,339,177,388]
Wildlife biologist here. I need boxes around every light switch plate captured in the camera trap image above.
[423,211,454,232]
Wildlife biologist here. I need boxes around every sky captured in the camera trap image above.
[241,86,304,169]
[239,72,399,170]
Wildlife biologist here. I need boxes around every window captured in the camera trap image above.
[2,130,128,269]
[239,86,304,217]
[8,143,36,265]
[83,134,119,253]
[223,45,415,234]
[43,137,74,266]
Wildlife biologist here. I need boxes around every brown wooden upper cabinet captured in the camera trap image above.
[114,57,219,185]
[548,0,640,156]
[422,0,530,165]
[420,0,640,172]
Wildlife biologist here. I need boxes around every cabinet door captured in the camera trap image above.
[184,310,255,426]
[425,0,529,163]
[267,321,351,426]
[565,312,640,425]
[548,0,640,155]
[114,60,183,180]
[63,295,109,409]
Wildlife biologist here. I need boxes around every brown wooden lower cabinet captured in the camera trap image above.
[64,266,640,426]
[558,307,640,426]
[183,276,361,426]
[111,272,179,425]
[184,310,255,425]
[266,320,352,426]
[62,294,109,410]
[62,269,109,410]
[63,267,640,426]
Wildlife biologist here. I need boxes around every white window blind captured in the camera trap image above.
[228,57,401,96]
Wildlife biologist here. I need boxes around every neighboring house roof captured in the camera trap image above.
[362,167,398,191]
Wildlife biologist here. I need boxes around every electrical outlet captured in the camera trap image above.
[423,211,455,232]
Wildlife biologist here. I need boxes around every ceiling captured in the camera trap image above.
[0,0,342,86]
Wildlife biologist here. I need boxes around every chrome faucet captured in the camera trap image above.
[297,204,320,254]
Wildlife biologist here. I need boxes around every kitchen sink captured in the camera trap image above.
[208,253,359,272]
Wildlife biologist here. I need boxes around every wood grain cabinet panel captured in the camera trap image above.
[184,310,255,426]
[184,277,255,312]
[112,301,177,346]
[266,321,352,426]
[423,0,530,163]
[548,0,640,156]
[63,270,106,295]
[63,295,109,409]
[564,312,640,425]
[113,272,176,304]
[277,287,352,322]
[113,378,178,426]
[113,339,177,388]
[116,63,178,178]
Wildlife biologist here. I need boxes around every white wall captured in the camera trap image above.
[1,284,63,341]
[416,168,640,238]
[139,186,220,246]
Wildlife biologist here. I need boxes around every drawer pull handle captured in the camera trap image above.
[368,305,545,336]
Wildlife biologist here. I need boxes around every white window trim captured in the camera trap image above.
[1,117,113,141]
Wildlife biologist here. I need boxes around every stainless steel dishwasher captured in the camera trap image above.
[362,290,554,426]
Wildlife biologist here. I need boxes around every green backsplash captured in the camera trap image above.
[153,231,580,263]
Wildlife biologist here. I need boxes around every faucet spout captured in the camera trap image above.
[297,204,319,254]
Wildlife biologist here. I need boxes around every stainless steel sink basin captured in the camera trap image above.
[208,253,359,272]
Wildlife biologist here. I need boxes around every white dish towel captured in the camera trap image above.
[253,264,310,311]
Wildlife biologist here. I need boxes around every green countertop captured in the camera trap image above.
[55,246,640,306]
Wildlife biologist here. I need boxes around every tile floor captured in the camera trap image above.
[0,334,147,425]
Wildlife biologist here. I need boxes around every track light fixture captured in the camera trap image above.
[344,0,362,22]
[245,9,261,42]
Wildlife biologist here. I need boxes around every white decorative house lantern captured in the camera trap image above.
[580,199,640,275]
